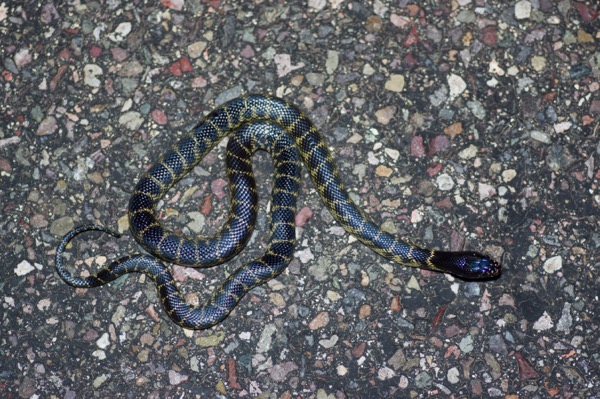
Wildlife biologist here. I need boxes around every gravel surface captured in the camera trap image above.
[1,1,599,398]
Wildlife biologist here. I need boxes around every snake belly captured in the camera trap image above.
[56,95,501,330]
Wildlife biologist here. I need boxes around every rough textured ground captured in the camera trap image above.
[1,0,599,398]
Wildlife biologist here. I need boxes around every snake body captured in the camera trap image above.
[56,95,501,329]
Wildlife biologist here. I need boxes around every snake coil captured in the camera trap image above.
[56,95,501,329]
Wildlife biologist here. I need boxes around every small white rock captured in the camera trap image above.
[384,148,400,161]
[447,73,467,99]
[410,209,423,223]
[515,0,532,20]
[15,260,35,276]
[478,182,497,200]
[447,367,460,384]
[458,144,478,159]
[553,121,572,134]
[533,311,554,331]
[107,22,132,42]
[436,173,455,191]
[530,130,551,144]
[385,74,405,92]
[83,64,103,87]
[337,365,349,376]
[531,55,547,72]
[96,332,111,349]
[501,169,517,183]
[543,255,562,273]
[377,366,396,381]
[118,111,144,131]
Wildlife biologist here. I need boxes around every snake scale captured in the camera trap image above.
[56,95,501,330]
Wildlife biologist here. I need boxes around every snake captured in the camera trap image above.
[55,95,501,330]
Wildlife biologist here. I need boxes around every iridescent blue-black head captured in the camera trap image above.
[429,251,502,280]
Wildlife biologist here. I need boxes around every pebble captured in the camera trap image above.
[488,334,508,355]
[14,260,35,276]
[515,0,532,20]
[530,130,551,144]
[447,367,460,384]
[358,304,371,319]
[269,362,298,382]
[96,333,110,349]
[444,122,463,139]
[83,64,103,87]
[459,335,474,353]
[467,100,486,120]
[533,311,554,331]
[531,55,547,72]
[107,22,132,42]
[415,371,433,388]
[384,148,400,161]
[318,334,339,349]
[168,370,188,385]
[308,311,330,330]
[36,116,58,136]
[463,282,480,298]
[556,303,573,334]
[256,324,277,353]
[14,48,32,68]
[195,331,226,347]
[384,74,405,92]
[50,216,74,236]
[374,105,397,125]
[447,74,467,99]
[458,144,478,159]
[308,0,327,12]
[478,182,497,200]
[326,50,339,74]
[411,136,426,157]
[118,111,144,131]
[501,169,517,182]
[553,121,572,133]
[295,206,314,227]
[161,0,184,11]
[377,366,395,381]
[18,377,36,398]
[274,54,305,77]
[543,255,563,273]
[93,374,108,388]
[186,211,205,233]
[436,173,455,191]
[375,165,393,177]
[150,109,167,125]
[187,41,208,58]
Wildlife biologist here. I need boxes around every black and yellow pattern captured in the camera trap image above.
[56,95,501,330]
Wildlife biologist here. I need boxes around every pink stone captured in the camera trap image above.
[429,135,450,155]
[410,135,425,157]
[240,44,255,58]
[573,2,598,23]
[89,44,102,58]
[295,206,314,227]
[111,47,129,62]
[151,109,167,125]
[211,178,228,199]
[481,26,497,47]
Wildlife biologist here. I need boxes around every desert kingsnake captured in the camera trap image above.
[56,95,501,329]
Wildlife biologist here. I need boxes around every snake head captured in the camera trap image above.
[430,251,502,280]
